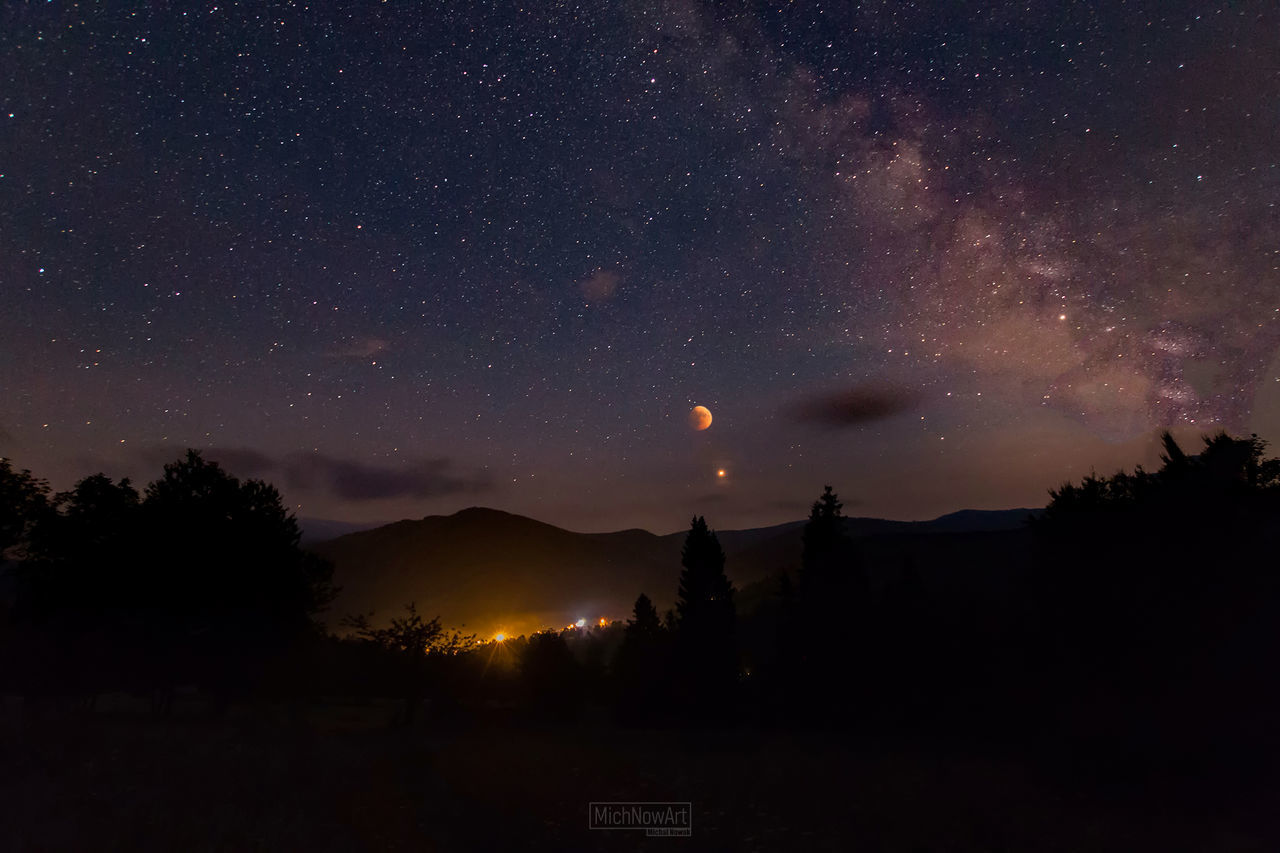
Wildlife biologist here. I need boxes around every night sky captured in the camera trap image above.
[2,1,1277,534]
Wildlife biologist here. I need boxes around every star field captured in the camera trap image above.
[2,1,1277,532]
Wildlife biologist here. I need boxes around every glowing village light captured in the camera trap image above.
[575,618,586,629]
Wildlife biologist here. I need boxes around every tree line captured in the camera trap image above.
[0,451,335,711]
[3,432,1279,750]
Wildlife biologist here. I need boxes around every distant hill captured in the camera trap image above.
[683,507,1041,583]
[310,506,1041,639]
[913,508,1041,534]
[298,518,387,545]
[312,508,675,639]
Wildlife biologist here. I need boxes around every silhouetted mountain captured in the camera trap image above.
[312,508,676,638]
[310,505,1041,638]
[919,508,1041,533]
[674,508,1041,582]
[298,517,387,545]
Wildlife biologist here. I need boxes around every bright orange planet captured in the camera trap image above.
[689,405,713,431]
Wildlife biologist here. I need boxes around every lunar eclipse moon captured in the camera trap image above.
[689,406,713,431]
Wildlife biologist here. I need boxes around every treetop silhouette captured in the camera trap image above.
[677,516,733,622]
[0,458,50,560]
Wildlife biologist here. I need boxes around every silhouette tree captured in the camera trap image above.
[0,459,49,560]
[1035,429,1280,691]
[612,593,669,721]
[673,516,737,716]
[2,453,337,708]
[800,486,863,592]
[0,461,49,700]
[344,602,471,724]
[677,517,734,625]
[18,475,142,702]
[626,593,662,640]
[135,450,336,698]
[790,486,870,718]
[521,629,581,718]
[31,474,140,569]
[1041,431,1277,524]
[801,486,841,580]
[345,603,443,653]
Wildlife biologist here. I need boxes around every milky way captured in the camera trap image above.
[1,1,1276,532]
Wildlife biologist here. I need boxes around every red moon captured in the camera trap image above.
[689,405,713,431]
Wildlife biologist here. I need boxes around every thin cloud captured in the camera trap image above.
[279,452,494,502]
[331,337,390,359]
[202,447,277,475]
[790,383,918,427]
[579,269,621,303]
[121,446,494,503]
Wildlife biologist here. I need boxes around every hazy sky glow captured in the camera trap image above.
[2,1,1277,533]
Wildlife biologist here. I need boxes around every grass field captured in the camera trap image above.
[3,698,1276,851]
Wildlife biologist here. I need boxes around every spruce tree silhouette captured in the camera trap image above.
[673,516,737,720]
[612,593,669,722]
[793,486,867,719]
[801,486,844,584]
[625,593,662,642]
[800,486,865,593]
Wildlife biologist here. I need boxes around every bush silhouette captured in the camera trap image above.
[1033,430,1280,734]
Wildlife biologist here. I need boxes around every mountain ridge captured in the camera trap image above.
[310,505,1042,638]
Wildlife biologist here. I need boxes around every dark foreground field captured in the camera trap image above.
[3,699,1277,852]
